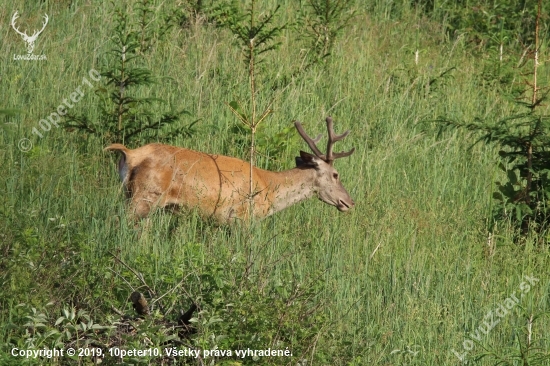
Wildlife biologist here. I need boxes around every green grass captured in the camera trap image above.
[1,0,550,365]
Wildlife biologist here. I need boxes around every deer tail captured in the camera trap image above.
[104,144,130,183]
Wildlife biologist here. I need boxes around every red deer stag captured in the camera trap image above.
[105,117,355,223]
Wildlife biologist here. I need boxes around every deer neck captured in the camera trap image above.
[261,167,317,216]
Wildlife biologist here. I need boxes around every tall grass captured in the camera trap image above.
[1,0,549,365]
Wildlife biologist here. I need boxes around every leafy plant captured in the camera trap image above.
[175,0,210,27]
[4,303,115,353]
[135,0,174,54]
[209,0,286,214]
[475,311,550,365]
[190,254,330,365]
[437,1,550,236]
[415,0,549,54]
[266,0,356,93]
[213,0,357,199]
[298,0,356,64]
[64,1,197,145]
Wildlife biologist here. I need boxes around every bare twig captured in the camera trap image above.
[370,240,383,259]
[150,273,192,309]
[108,268,135,291]
[109,251,166,315]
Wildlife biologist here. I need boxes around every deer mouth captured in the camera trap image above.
[337,200,353,212]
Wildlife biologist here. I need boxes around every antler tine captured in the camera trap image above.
[11,11,19,23]
[325,117,355,164]
[40,14,48,31]
[11,11,26,37]
[311,134,322,143]
[331,147,356,160]
[294,121,326,159]
[32,14,48,37]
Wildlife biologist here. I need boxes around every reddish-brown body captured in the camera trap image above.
[105,117,355,223]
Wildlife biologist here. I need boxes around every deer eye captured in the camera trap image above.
[333,173,339,179]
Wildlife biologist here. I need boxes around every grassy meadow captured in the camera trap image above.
[1,0,550,365]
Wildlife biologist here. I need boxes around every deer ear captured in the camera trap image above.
[296,151,322,168]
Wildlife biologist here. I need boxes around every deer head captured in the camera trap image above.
[294,117,356,211]
[11,11,49,54]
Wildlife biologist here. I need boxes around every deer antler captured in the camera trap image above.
[294,121,325,159]
[10,12,26,38]
[324,117,355,162]
[34,14,49,38]
[294,116,355,165]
